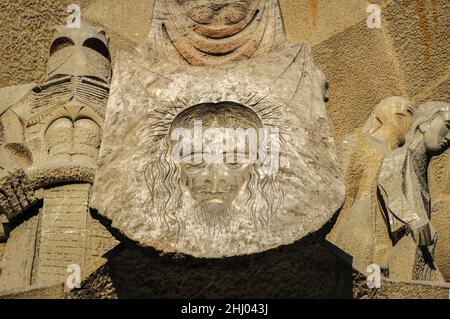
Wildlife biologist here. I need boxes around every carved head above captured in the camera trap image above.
[173,0,259,36]
[46,19,112,84]
[364,96,414,150]
[148,0,287,65]
[414,102,450,155]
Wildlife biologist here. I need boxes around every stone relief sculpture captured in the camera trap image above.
[0,84,39,223]
[377,102,449,282]
[0,19,117,291]
[327,99,449,282]
[0,1,447,299]
[91,0,345,258]
[146,0,287,66]
[0,147,37,223]
[146,102,283,236]
[327,97,414,275]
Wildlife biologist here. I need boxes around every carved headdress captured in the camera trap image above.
[46,17,112,83]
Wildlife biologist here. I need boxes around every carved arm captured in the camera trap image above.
[0,146,37,221]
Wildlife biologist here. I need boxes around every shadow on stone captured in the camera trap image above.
[89,207,353,299]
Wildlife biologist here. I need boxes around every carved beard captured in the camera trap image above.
[194,200,238,235]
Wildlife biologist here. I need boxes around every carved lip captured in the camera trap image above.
[193,9,259,39]
[200,192,230,197]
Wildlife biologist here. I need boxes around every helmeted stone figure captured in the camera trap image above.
[0,19,117,291]
[378,101,449,282]
[327,97,414,275]
[91,0,345,258]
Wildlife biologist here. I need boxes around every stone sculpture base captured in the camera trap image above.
[0,184,117,290]
[2,238,450,299]
[70,234,354,299]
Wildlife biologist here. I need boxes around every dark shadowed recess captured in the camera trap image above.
[87,207,353,299]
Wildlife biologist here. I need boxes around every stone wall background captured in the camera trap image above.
[0,0,449,281]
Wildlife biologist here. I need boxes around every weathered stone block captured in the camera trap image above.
[383,0,450,98]
[312,20,406,140]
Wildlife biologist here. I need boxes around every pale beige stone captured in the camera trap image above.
[91,0,345,258]
[327,97,414,275]
[0,20,117,292]
[84,0,153,44]
[280,0,391,46]
[378,102,449,282]
[0,148,37,221]
[0,0,447,296]
[328,100,449,282]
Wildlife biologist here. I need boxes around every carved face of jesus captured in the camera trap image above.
[178,133,253,211]
[169,102,262,212]
[423,109,450,153]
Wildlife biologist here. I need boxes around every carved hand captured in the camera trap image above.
[0,148,37,221]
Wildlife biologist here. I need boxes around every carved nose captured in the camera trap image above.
[206,165,224,190]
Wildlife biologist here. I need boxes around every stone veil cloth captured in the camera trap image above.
[91,0,345,258]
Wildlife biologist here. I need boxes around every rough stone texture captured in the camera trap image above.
[0,0,91,87]
[0,213,41,290]
[414,75,450,106]
[373,279,450,299]
[0,283,65,299]
[431,150,450,281]
[0,164,37,221]
[33,184,105,286]
[354,273,450,299]
[0,20,118,291]
[312,19,407,141]
[1,1,448,141]
[0,184,117,291]
[91,0,345,258]
[0,0,448,296]
[281,0,391,46]
[329,101,449,282]
[0,243,5,263]
[66,227,354,299]
[67,258,117,299]
[84,0,153,45]
[327,97,415,276]
[383,0,450,99]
